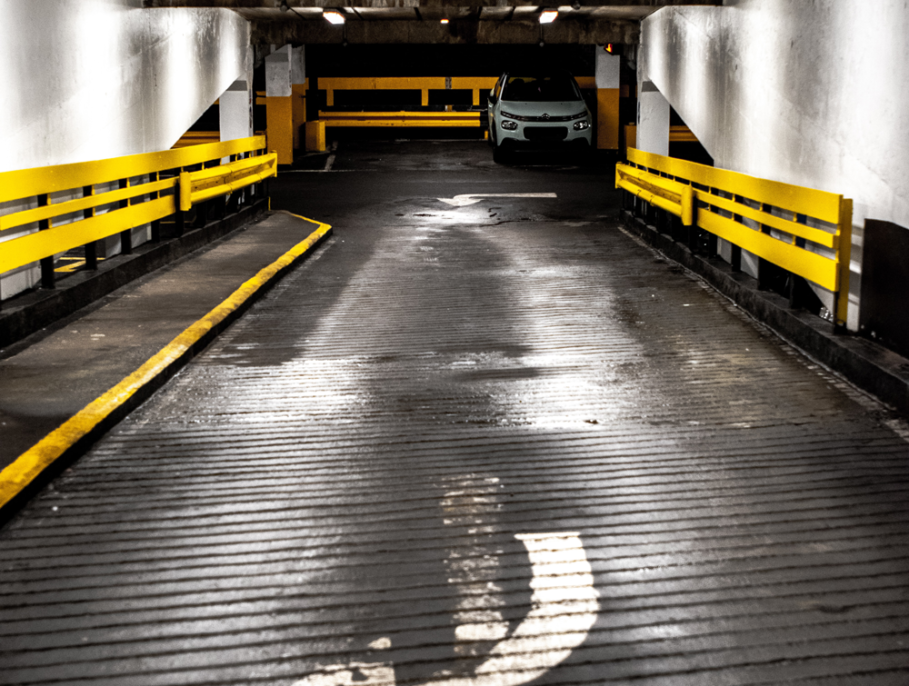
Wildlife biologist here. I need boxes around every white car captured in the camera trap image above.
[487,71,593,163]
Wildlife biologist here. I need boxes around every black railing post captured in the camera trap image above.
[118,178,132,255]
[731,244,742,272]
[707,232,718,258]
[38,194,55,289]
[151,172,162,242]
[687,224,698,254]
[83,185,98,270]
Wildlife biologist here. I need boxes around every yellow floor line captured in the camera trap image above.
[0,215,332,511]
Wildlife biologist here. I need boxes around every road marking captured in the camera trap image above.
[292,663,396,686]
[0,215,332,514]
[291,532,598,686]
[438,193,557,207]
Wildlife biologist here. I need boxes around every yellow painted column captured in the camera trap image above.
[266,97,294,165]
[596,89,621,150]
[595,47,622,151]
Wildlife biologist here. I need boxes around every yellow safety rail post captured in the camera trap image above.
[616,148,853,328]
[0,136,277,287]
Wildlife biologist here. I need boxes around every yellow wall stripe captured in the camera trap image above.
[0,215,332,512]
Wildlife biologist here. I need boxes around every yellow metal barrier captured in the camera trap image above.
[178,152,277,212]
[318,77,499,108]
[317,76,597,112]
[617,148,853,326]
[0,136,276,278]
[313,76,599,131]
[318,111,481,128]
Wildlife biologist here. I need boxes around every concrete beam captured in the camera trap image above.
[251,18,639,44]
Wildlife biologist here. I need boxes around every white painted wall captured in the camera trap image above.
[639,0,909,329]
[0,0,250,300]
[636,81,670,156]
[0,0,250,172]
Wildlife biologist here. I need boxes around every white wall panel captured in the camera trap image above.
[639,0,909,329]
[640,0,909,230]
[0,0,250,173]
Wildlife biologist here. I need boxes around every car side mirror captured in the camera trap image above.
[488,89,497,105]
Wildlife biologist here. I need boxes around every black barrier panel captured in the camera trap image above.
[859,219,909,358]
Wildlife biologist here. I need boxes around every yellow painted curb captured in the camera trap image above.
[0,214,332,511]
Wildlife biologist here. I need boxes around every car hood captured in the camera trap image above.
[497,100,588,117]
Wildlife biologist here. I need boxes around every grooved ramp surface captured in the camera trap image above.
[2,142,909,685]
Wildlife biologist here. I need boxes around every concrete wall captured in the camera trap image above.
[0,0,250,300]
[639,0,909,328]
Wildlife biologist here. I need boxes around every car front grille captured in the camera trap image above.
[526,114,577,122]
[524,127,568,141]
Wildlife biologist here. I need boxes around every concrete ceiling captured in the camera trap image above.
[142,1,721,44]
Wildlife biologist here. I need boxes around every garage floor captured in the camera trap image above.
[2,141,909,685]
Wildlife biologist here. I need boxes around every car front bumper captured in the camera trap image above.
[495,119,593,148]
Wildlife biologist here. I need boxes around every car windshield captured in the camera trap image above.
[501,75,581,102]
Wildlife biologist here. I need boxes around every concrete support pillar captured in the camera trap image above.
[291,46,307,151]
[265,45,293,165]
[220,78,253,143]
[595,48,621,150]
[636,80,669,156]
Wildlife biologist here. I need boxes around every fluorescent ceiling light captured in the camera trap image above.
[539,10,558,23]
[324,10,345,24]
[440,18,449,24]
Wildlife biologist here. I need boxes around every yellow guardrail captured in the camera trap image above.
[318,77,499,108]
[0,136,276,278]
[617,148,853,326]
[317,76,598,110]
[313,76,599,131]
[318,111,481,128]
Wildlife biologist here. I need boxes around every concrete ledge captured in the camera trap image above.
[0,215,332,525]
[0,201,267,350]
[621,210,909,416]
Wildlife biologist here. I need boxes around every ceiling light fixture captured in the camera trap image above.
[323,10,345,24]
[440,18,449,24]
[539,9,558,23]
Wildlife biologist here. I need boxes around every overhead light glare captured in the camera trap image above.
[324,10,345,24]
[539,10,558,23]
[440,18,449,24]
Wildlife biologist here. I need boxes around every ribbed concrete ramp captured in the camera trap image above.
[2,142,909,685]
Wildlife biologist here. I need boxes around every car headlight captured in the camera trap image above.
[501,111,531,122]
[573,120,590,131]
[501,121,518,130]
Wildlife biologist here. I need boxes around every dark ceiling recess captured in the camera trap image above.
[142,1,722,45]
[308,44,596,78]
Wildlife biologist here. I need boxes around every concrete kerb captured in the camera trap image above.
[620,209,909,417]
[0,214,332,525]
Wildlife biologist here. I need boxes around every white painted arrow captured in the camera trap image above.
[292,532,598,686]
[437,193,557,207]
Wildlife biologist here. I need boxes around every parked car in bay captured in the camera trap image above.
[487,70,593,163]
